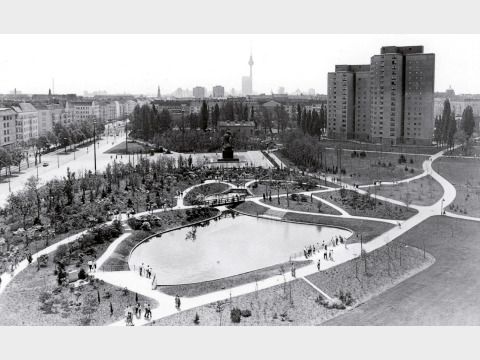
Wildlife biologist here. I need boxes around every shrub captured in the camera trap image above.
[78,268,87,280]
[127,217,143,230]
[230,307,242,323]
[140,221,152,232]
[241,309,252,318]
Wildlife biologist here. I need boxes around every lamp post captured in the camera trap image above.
[93,118,97,174]
[125,120,128,155]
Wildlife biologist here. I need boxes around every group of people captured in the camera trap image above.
[139,263,153,279]
[303,235,347,262]
[87,260,97,272]
[125,302,152,326]
[175,294,181,310]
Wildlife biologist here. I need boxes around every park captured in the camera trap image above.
[0,102,479,327]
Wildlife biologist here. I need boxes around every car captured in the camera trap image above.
[42,162,49,167]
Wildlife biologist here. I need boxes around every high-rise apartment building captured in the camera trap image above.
[193,86,206,99]
[327,65,369,140]
[327,45,435,145]
[212,85,225,98]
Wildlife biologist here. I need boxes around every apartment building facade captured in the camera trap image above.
[327,45,435,145]
[0,108,17,147]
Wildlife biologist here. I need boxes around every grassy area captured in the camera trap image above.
[323,149,427,186]
[0,257,155,325]
[101,208,220,270]
[231,201,269,215]
[247,179,325,197]
[152,279,336,326]
[434,157,480,217]
[158,260,311,298]
[375,175,444,206]
[105,141,150,154]
[183,182,230,205]
[306,242,433,309]
[315,189,418,220]
[325,216,480,325]
[260,195,341,215]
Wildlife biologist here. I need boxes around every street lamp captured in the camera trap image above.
[93,118,97,174]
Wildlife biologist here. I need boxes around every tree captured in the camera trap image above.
[447,112,457,150]
[200,101,209,131]
[212,103,220,129]
[25,176,42,222]
[7,190,35,229]
[461,105,475,139]
[0,148,12,176]
[440,99,452,146]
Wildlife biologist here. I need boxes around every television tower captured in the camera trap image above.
[248,52,254,92]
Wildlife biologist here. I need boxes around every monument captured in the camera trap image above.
[219,130,239,162]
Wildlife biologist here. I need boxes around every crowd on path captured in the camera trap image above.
[125,302,153,326]
[88,260,97,272]
[138,263,154,279]
[303,235,347,263]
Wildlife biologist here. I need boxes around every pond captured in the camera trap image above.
[129,213,351,285]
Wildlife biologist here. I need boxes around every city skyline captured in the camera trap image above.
[1,34,480,96]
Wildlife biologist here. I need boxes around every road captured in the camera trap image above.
[0,123,127,207]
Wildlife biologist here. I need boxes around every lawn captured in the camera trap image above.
[0,256,156,325]
[374,175,444,206]
[247,179,325,197]
[433,157,480,217]
[183,182,231,205]
[315,189,418,220]
[322,149,427,186]
[158,260,311,298]
[260,195,341,215]
[231,201,269,215]
[326,216,480,325]
[306,242,433,310]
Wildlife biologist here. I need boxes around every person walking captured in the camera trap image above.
[324,250,328,261]
[317,259,321,271]
[93,261,97,272]
[88,260,93,272]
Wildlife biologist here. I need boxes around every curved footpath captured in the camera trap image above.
[0,144,472,326]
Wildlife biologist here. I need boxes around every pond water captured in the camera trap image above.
[129,213,351,285]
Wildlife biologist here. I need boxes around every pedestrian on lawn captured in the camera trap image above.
[88,260,93,272]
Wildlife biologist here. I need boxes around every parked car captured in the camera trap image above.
[42,162,49,167]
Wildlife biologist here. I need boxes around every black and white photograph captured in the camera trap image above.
[0,1,479,358]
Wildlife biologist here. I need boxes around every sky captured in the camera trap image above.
[1,34,480,96]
